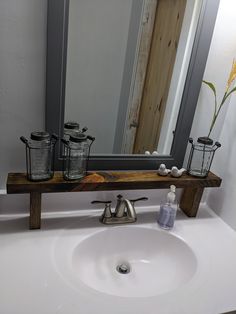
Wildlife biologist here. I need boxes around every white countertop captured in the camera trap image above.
[0,205,236,314]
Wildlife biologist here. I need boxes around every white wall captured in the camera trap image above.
[0,0,47,189]
[65,0,133,154]
[189,0,236,230]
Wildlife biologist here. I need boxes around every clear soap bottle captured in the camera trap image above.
[157,185,177,230]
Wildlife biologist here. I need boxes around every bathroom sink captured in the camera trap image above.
[54,225,197,297]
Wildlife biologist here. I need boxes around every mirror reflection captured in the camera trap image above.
[64,0,202,155]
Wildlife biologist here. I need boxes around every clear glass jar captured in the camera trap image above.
[187,137,221,178]
[20,132,58,181]
[64,121,80,141]
[62,134,95,180]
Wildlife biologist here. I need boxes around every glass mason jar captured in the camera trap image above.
[62,133,95,180]
[187,137,221,178]
[64,121,88,140]
[20,132,58,181]
[64,121,80,141]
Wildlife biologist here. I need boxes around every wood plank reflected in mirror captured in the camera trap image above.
[64,0,201,155]
[133,0,187,154]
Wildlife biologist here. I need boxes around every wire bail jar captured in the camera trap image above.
[64,121,88,141]
[64,121,80,141]
[20,132,58,181]
[62,133,95,180]
[187,137,221,178]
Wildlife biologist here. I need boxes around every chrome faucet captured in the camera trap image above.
[91,195,148,225]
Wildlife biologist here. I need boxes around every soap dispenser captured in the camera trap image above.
[157,185,177,230]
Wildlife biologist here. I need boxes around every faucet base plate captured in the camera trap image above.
[100,213,136,225]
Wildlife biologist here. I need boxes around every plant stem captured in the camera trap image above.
[208,92,227,138]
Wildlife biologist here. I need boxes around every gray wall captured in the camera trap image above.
[0,0,47,189]
[64,0,133,154]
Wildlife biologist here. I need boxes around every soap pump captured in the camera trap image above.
[157,185,177,230]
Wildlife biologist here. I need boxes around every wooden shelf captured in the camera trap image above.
[7,171,221,193]
[7,171,222,229]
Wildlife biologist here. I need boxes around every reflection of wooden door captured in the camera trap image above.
[121,0,187,154]
[133,0,187,153]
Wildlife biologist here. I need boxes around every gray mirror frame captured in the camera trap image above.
[46,0,220,170]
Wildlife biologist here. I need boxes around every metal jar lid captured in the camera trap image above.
[30,131,50,141]
[197,136,213,145]
[69,133,87,143]
[64,121,80,130]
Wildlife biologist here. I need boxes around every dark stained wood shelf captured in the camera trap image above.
[7,171,221,193]
[7,171,222,229]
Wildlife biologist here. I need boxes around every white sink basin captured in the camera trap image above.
[54,225,197,297]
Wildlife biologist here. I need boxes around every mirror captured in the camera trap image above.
[64,0,202,155]
[46,0,219,169]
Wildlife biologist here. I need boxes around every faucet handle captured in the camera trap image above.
[91,201,112,205]
[91,200,112,218]
[129,197,148,205]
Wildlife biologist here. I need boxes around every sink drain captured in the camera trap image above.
[116,263,131,274]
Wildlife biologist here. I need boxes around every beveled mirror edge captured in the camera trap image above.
[45,0,220,170]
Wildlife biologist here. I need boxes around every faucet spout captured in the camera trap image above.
[123,199,137,221]
[114,194,125,218]
[114,195,136,221]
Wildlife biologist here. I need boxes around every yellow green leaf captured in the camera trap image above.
[224,86,236,103]
[202,80,217,97]
[226,59,236,91]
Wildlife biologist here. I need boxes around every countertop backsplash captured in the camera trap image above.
[0,188,187,215]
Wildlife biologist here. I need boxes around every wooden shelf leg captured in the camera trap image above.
[180,187,204,217]
[30,192,42,229]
